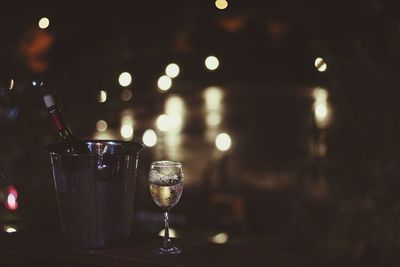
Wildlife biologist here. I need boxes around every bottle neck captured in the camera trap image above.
[48,105,73,141]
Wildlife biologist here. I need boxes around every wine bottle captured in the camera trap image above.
[33,80,89,154]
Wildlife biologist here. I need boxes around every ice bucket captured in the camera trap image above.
[47,140,144,248]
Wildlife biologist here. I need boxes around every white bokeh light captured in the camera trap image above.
[205,56,220,71]
[38,17,50,29]
[96,120,108,132]
[98,90,107,103]
[215,133,232,151]
[142,129,157,147]
[315,104,328,121]
[5,226,17,233]
[206,112,221,127]
[204,86,223,110]
[313,87,328,102]
[156,114,170,132]
[314,57,327,72]
[9,79,14,90]
[165,95,185,116]
[158,75,172,91]
[120,124,133,140]
[118,72,132,87]
[165,63,180,78]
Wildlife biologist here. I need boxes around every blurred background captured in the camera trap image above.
[1,0,400,264]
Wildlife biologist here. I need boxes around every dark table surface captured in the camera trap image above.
[0,231,361,267]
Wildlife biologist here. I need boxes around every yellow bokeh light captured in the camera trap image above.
[143,129,157,147]
[121,89,132,101]
[158,75,172,91]
[165,63,180,78]
[96,120,108,132]
[118,72,132,87]
[215,0,228,10]
[211,232,228,243]
[38,17,50,29]
[98,90,107,103]
[205,56,219,71]
[215,132,231,151]
[314,57,327,72]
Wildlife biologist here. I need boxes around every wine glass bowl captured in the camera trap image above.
[149,161,184,255]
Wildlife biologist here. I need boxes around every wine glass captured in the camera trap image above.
[149,161,184,255]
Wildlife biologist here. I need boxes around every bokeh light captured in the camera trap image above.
[312,87,331,128]
[158,75,172,91]
[143,129,157,147]
[9,79,14,90]
[204,86,223,110]
[118,72,132,87]
[156,114,170,132]
[158,228,177,238]
[121,89,132,101]
[96,120,108,132]
[4,226,17,234]
[38,17,50,29]
[98,90,107,103]
[210,232,228,243]
[206,112,221,127]
[120,124,134,140]
[313,87,328,102]
[314,57,327,72]
[205,56,220,70]
[215,0,228,10]
[5,186,18,211]
[315,104,328,121]
[215,132,232,151]
[165,63,180,78]
[165,95,185,117]
[165,95,185,133]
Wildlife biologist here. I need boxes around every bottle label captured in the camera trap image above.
[49,107,65,131]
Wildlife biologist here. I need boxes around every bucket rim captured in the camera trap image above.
[47,139,144,157]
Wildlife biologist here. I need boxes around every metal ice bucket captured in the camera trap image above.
[47,140,143,248]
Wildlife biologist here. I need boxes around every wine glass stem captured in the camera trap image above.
[163,211,171,248]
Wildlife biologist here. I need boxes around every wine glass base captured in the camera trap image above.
[152,246,182,255]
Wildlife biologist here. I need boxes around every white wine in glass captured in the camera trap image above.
[149,161,184,255]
